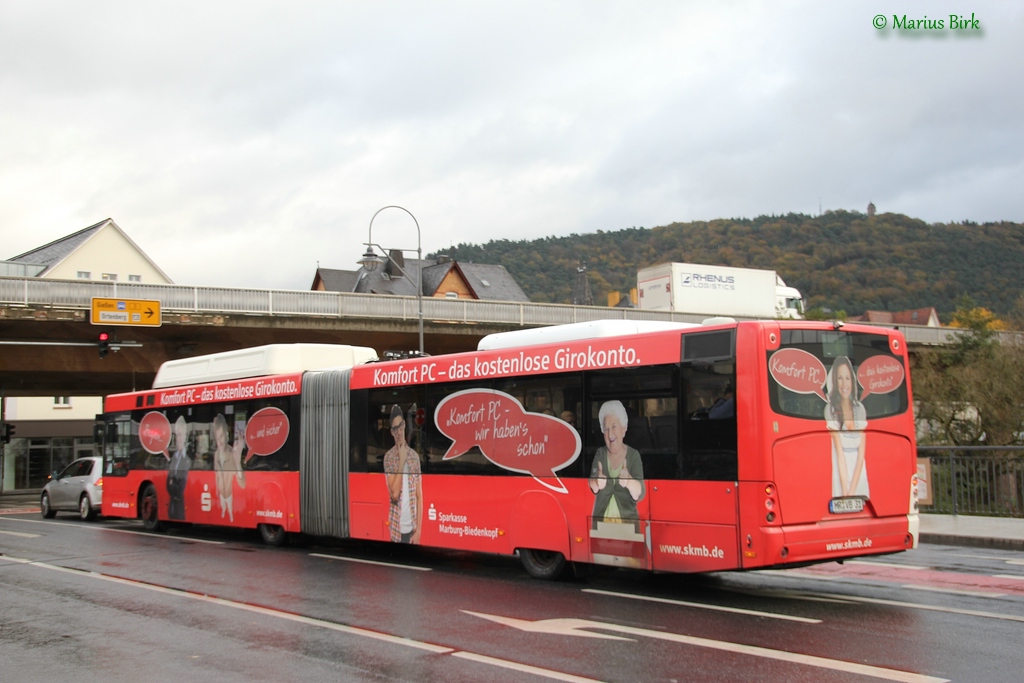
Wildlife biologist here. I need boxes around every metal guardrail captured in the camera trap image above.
[918,446,1024,517]
[1,275,1019,343]
[0,276,715,327]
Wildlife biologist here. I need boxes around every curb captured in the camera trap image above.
[920,533,1024,552]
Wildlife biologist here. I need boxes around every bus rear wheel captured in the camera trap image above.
[140,484,162,532]
[258,523,287,546]
[519,549,568,580]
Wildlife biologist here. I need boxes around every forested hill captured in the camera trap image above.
[436,212,1024,319]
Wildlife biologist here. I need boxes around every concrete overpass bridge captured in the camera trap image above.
[0,275,968,396]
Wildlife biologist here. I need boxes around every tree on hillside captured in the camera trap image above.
[913,297,1024,446]
[437,214,1024,318]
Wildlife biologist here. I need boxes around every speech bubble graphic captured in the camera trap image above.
[769,348,828,401]
[435,389,581,494]
[857,354,905,400]
[244,407,290,463]
[139,411,171,455]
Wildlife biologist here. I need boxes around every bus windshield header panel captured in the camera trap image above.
[352,332,688,390]
[767,330,908,421]
[104,373,303,413]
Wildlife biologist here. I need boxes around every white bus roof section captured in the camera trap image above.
[478,320,701,351]
[152,344,379,388]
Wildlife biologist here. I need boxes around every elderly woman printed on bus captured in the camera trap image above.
[825,356,869,498]
[213,414,246,523]
[589,400,645,531]
[384,405,423,544]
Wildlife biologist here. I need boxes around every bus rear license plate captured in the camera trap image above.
[829,498,864,514]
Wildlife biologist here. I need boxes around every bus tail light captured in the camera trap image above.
[764,482,778,523]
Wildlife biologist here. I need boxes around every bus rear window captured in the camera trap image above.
[767,330,908,420]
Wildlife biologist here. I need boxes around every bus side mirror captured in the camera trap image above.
[93,423,105,444]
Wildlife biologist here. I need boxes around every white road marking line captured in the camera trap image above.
[0,529,41,538]
[9,554,615,681]
[309,552,432,571]
[847,560,927,570]
[582,588,821,623]
[992,574,1024,581]
[1,518,225,543]
[7,555,451,653]
[1005,559,1024,566]
[464,610,947,683]
[901,584,1005,598]
[796,591,1024,623]
[452,652,606,683]
[954,554,1012,561]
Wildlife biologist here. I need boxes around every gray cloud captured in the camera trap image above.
[1,1,1020,289]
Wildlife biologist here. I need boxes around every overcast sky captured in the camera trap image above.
[1,1,1021,289]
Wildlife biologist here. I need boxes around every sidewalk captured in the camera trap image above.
[919,514,1024,551]
[2,490,1022,551]
[0,490,40,512]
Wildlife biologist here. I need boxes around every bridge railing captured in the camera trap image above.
[0,275,711,326]
[918,446,1024,517]
[1,275,1018,344]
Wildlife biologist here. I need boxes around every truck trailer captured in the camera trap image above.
[637,262,804,319]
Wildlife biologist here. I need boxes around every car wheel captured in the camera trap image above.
[519,548,569,580]
[258,523,287,546]
[41,492,56,519]
[140,484,162,532]
[79,494,97,521]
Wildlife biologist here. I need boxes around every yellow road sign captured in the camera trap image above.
[91,298,162,327]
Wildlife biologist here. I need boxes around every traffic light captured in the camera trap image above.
[98,331,110,359]
[1,423,14,444]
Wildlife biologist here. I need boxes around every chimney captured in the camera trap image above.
[386,249,405,277]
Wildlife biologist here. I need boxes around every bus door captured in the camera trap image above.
[647,333,739,573]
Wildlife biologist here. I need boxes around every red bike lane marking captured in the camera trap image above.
[795,562,1024,596]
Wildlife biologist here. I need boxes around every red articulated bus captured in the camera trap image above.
[99,319,919,578]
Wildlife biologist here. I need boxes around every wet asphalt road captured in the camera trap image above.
[2,512,1023,683]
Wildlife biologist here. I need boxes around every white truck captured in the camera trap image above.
[637,262,804,319]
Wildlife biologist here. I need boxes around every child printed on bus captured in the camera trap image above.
[213,414,246,522]
[384,405,423,544]
[589,400,645,532]
[825,356,869,498]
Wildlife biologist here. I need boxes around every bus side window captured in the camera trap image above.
[585,366,679,481]
[679,362,737,481]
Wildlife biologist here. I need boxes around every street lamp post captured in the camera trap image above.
[358,205,424,354]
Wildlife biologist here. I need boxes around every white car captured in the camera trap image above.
[40,456,104,521]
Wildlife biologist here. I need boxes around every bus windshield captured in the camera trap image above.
[767,329,909,421]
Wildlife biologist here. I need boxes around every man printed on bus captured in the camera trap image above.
[213,414,246,523]
[589,400,645,531]
[384,404,423,544]
[166,416,190,520]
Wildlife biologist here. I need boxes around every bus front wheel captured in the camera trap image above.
[519,549,568,580]
[259,523,287,546]
[140,484,162,532]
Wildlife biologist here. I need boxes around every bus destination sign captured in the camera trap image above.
[91,297,162,327]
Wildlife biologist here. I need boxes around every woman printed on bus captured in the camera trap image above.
[384,404,423,544]
[213,414,246,523]
[825,356,869,498]
[589,400,645,531]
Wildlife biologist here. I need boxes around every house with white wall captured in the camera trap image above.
[1,218,172,491]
